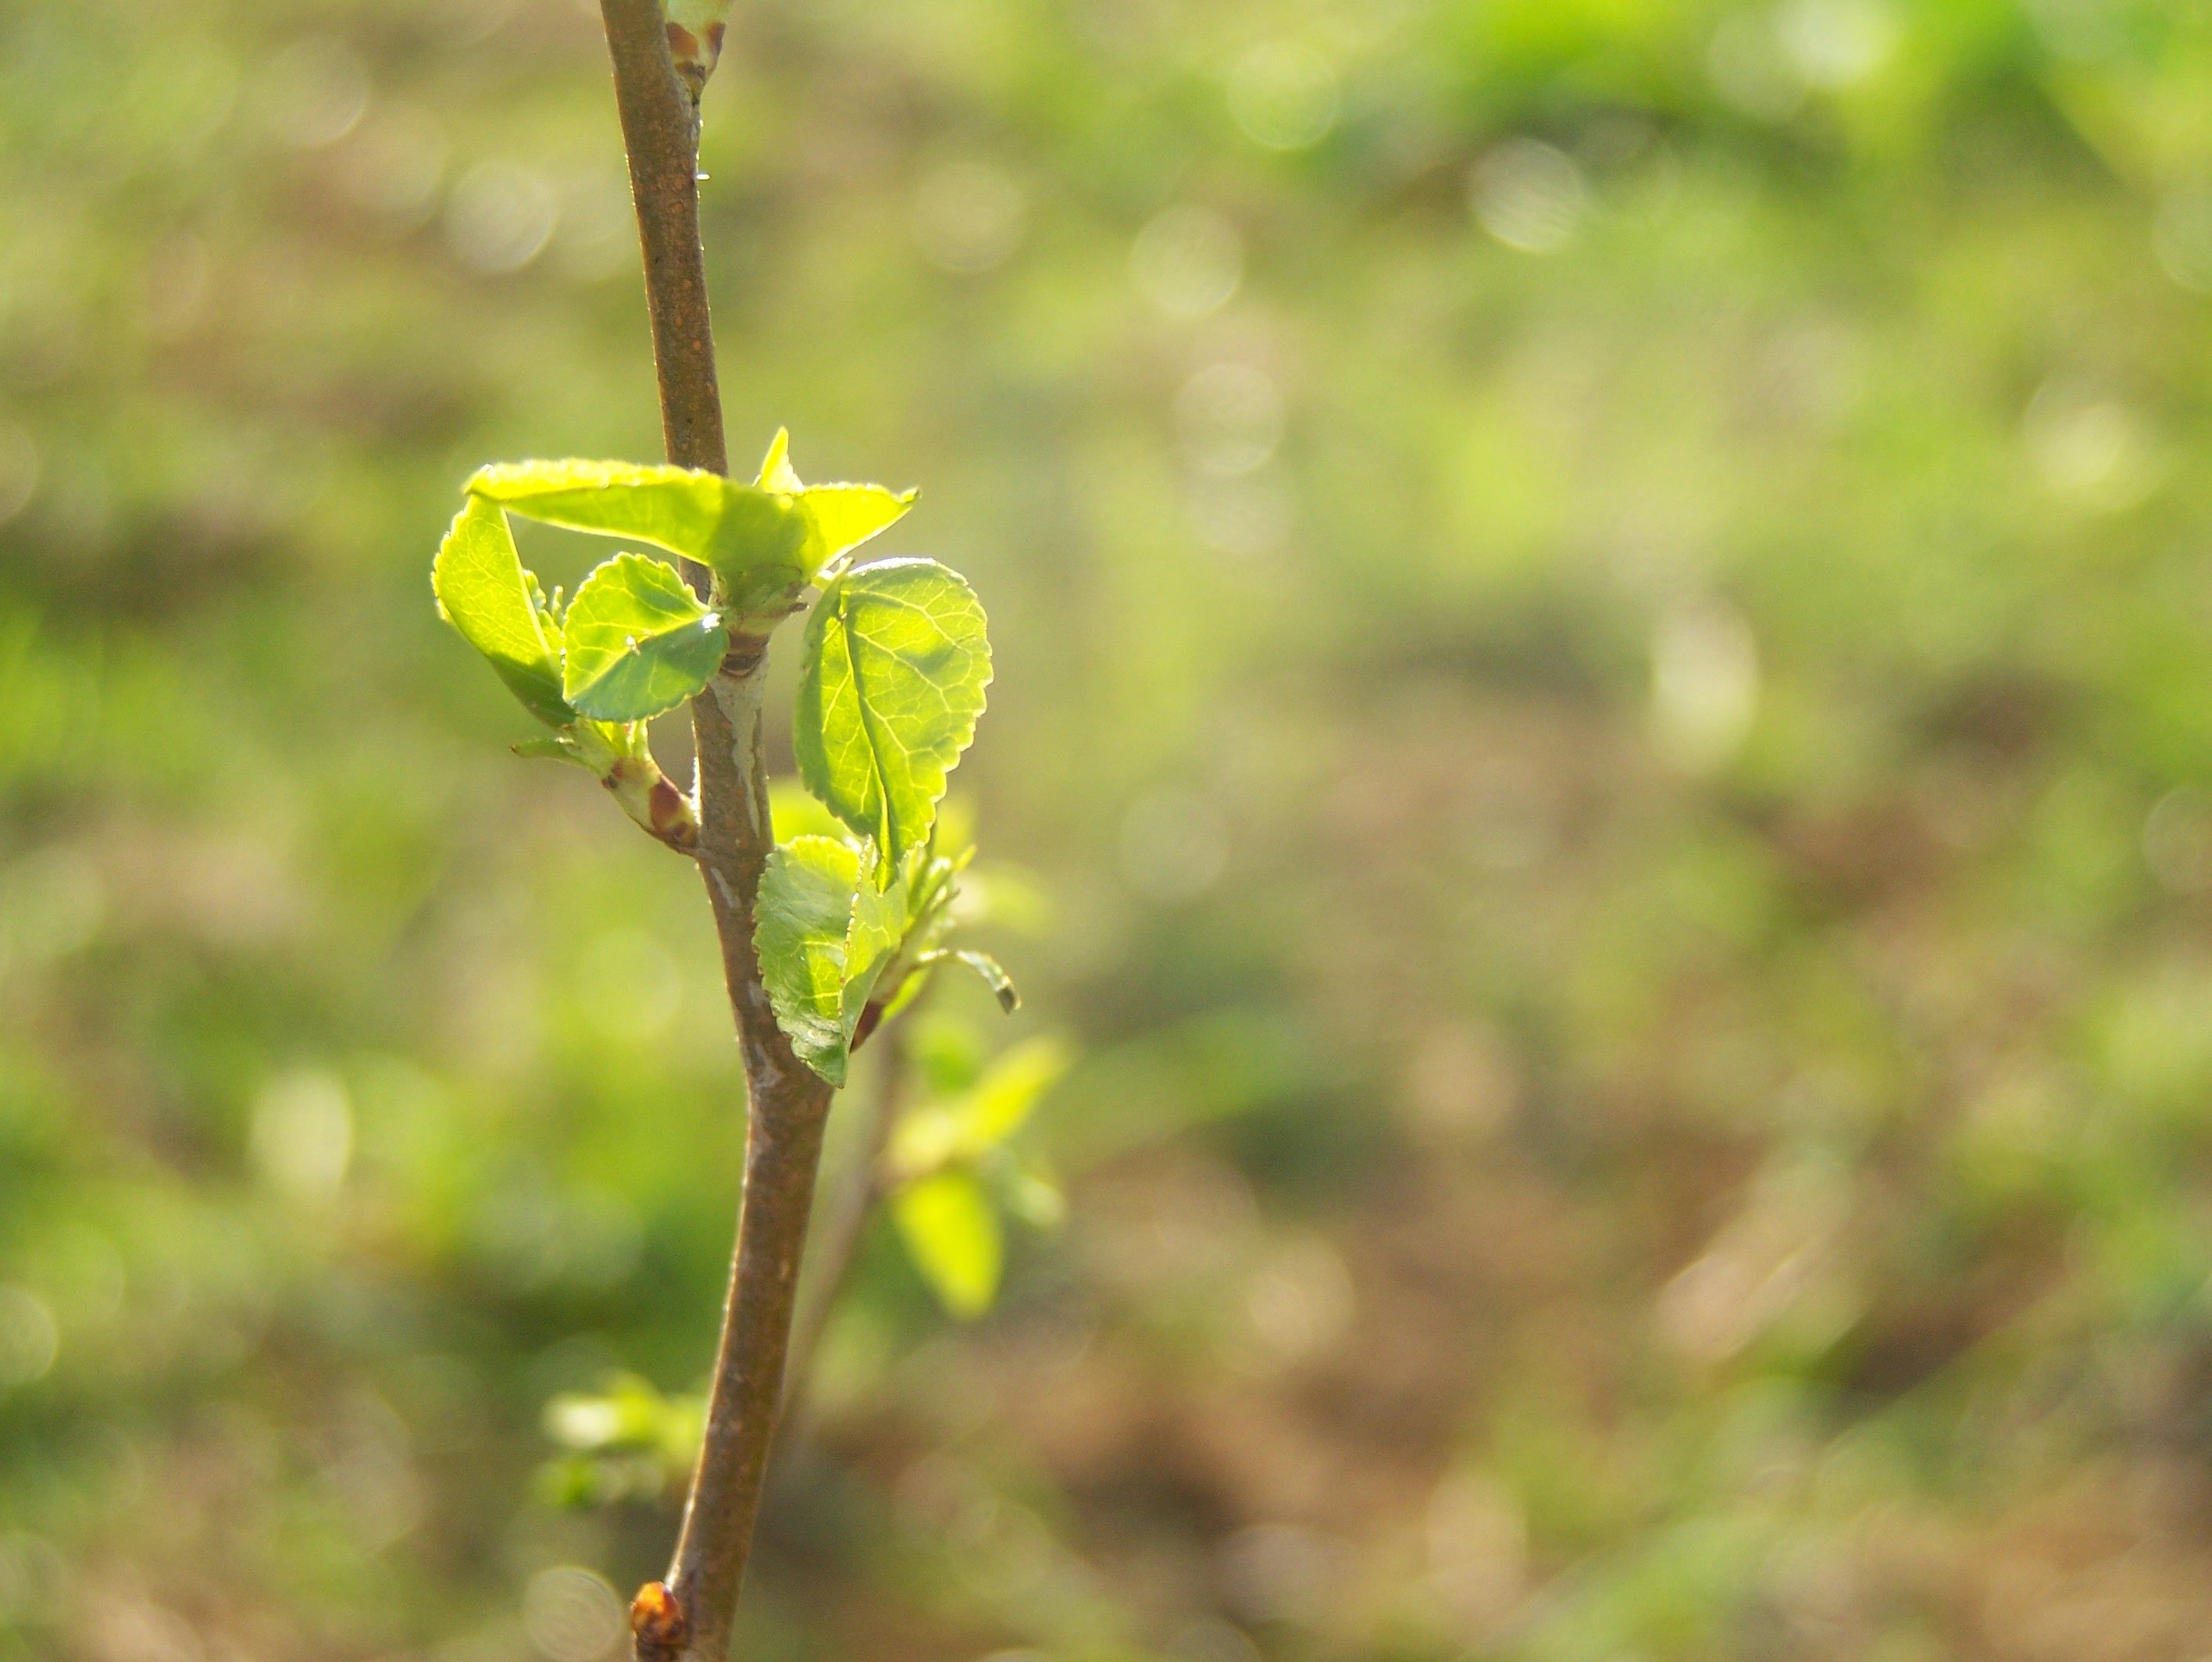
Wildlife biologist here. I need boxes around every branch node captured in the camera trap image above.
[629,1581,687,1660]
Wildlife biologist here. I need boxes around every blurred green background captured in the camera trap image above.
[10,0,2212,1657]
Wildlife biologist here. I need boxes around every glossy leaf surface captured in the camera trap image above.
[560,553,726,721]
[795,558,991,873]
[431,495,572,727]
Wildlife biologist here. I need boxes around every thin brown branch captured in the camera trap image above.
[779,1015,913,1439]
[594,5,833,1660]
[660,664,832,1662]
[599,0,725,480]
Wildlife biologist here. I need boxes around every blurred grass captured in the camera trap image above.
[11,0,2212,1658]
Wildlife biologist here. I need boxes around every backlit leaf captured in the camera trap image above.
[755,836,907,1086]
[560,553,726,721]
[469,458,812,616]
[758,428,801,493]
[892,1170,1001,1318]
[795,558,991,874]
[755,429,916,573]
[431,495,573,727]
[801,486,916,573]
[469,448,916,620]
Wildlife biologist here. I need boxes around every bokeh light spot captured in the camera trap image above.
[446,162,560,274]
[1132,205,1243,319]
[250,1070,355,1207]
[1469,141,1589,254]
[1227,44,1342,152]
[1175,362,1286,477]
[0,1288,58,1388]
[913,161,1026,273]
[263,37,372,149]
[523,1566,625,1662]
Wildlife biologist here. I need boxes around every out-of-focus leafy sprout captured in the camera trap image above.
[541,1025,1072,1497]
[888,1035,1072,1317]
[537,1375,706,1510]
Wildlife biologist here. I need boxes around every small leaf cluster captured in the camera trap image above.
[433,432,1008,1082]
[537,1374,705,1509]
[434,435,914,727]
[887,1033,1072,1317]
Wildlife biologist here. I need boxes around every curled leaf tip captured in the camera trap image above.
[758,427,796,490]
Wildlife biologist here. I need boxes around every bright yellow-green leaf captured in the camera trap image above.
[755,430,915,573]
[795,558,991,874]
[801,485,916,572]
[755,836,907,1086]
[894,1034,1072,1176]
[468,458,812,617]
[431,495,573,727]
[892,1169,1001,1318]
[758,428,801,493]
[559,552,727,721]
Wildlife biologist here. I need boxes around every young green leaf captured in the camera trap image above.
[893,1035,1072,1175]
[795,558,991,874]
[758,429,801,493]
[755,836,907,1085]
[755,837,862,1082]
[512,734,581,764]
[892,1170,1001,1318]
[950,948,1019,1012]
[431,495,573,726]
[559,553,727,722]
[754,429,916,575]
[802,487,918,575]
[847,854,908,999]
[468,449,918,621]
[470,458,730,551]
[469,459,812,616]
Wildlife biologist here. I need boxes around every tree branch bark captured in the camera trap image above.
[599,0,723,481]
[779,1015,912,1437]
[595,6,833,1660]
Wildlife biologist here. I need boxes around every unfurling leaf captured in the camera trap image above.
[432,495,573,727]
[560,553,726,721]
[795,558,991,875]
[755,836,906,1086]
[758,428,801,493]
[663,0,731,98]
[512,734,580,764]
[892,1169,1001,1318]
[801,487,917,575]
[951,948,1019,1012]
[755,428,916,576]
